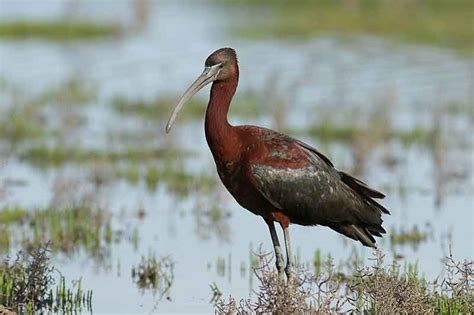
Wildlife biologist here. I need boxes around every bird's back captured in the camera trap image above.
[236,125,389,247]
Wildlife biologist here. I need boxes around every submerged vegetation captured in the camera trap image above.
[37,78,96,106]
[131,252,174,299]
[216,250,474,314]
[306,121,435,146]
[111,95,207,121]
[0,205,119,258]
[0,244,92,313]
[110,93,263,121]
[0,20,121,41]
[115,162,217,195]
[390,225,431,249]
[303,106,446,147]
[223,0,474,54]
[20,145,177,167]
[0,1,472,312]
[0,78,95,147]
[0,103,45,144]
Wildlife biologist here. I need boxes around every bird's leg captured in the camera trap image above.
[283,226,296,283]
[266,220,285,281]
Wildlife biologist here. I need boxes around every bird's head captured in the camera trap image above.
[204,47,238,82]
[165,48,237,133]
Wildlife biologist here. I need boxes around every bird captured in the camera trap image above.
[166,48,389,282]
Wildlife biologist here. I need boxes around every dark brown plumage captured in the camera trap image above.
[166,48,390,281]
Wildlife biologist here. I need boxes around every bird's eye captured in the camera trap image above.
[219,64,224,69]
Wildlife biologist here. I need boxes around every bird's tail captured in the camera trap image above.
[331,224,386,249]
[331,172,389,248]
[339,171,390,214]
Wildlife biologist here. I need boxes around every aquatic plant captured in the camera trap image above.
[0,78,94,147]
[0,244,92,313]
[115,161,216,195]
[131,252,174,300]
[313,249,322,276]
[305,115,434,147]
[37,78,96,105]
[111,95,207,120]
[110,92,263,121]
[0,20,121,41]
[20,145,178,167]
[220,0,474,54]
[193,203,231,242]
[0,206,28,225]
[145,166,160,191]
[0,104,46,144]
[390,225,431,249]
[0,205,120,259]
[209,282,223,305]
[115,163,140,185]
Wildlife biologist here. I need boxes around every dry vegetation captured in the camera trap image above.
[215,250,473,314]
[0,244,92,314]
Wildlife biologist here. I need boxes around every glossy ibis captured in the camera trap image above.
[166,48,389,281]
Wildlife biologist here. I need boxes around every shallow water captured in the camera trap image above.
[0,0,473,313]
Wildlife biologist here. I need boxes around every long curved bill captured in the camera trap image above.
[165,63,221,133]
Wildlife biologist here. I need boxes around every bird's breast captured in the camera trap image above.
[215,159,269,215]
[216,160,242,194]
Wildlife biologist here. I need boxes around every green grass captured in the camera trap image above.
[19,141,210,195]
[0,205,120,258]
[221,0,474,54]
[114,161,217,195]
[110,93,264,121]
[145,166,160,191]
[300,106,445,147]
[20,145,182,167]
[0,206,28,224]
[0,104,46,143]
[37,78,96,105]
[131,252,174,298]
[111,95,207,121]
[305,120,433,146]
[0,78,95,145]
[0,20,121,41]
[115,163,140,184]
[0,245,92,313]
[445,101,474,119]
[390,225,430,248]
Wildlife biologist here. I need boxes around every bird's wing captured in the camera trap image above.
[251,151,376,226]
[296,139,387,201]
[247,129,388,247]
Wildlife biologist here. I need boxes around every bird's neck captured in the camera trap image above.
[205,77,241,164]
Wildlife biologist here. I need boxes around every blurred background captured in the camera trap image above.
[0,0,472,313]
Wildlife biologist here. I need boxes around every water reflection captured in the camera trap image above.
[131,252,174,300]
[193,193,232,242]
[0,0,472,313]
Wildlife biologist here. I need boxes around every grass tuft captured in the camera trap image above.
[110,93,264,121]
[0,244,92,313]
[220,0,474,54]
[20,145,178,167]
[216,249,474,314]
[0,205,120,258]
[390,225,431,249]
[131,252,174,300]
[0,20,121,41]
